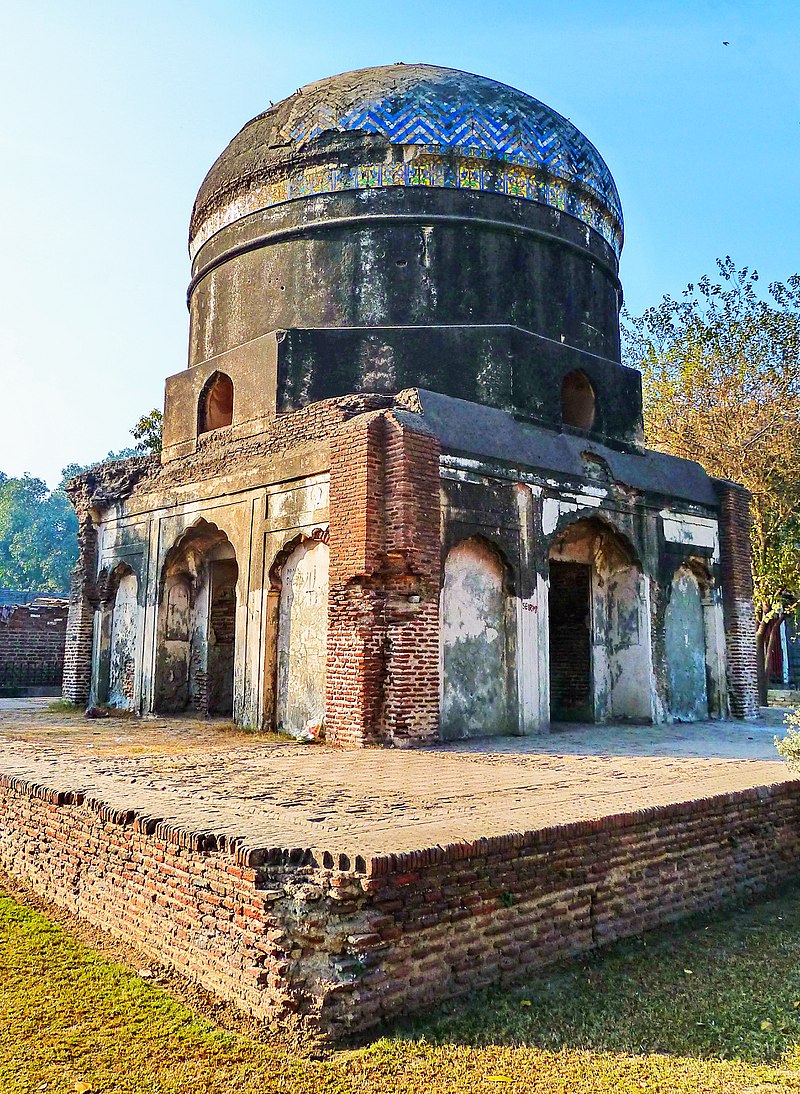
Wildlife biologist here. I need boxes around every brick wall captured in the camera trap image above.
[2,772,799,1039]
[714,479,759,718]
[0,602,68,692]
[327,411,441,747]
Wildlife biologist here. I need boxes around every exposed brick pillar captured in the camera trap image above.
[327,413,386,748]
[62,488,99,706]
[714,479,759,719]
[327,410,441,748]
[381,415,442,745]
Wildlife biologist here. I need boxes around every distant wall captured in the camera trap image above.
[0,601,68,695]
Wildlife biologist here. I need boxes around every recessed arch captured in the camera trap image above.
[155,519,239,715]
[198,371,234,434]
[547,516,651,724]
[94,562,139,710]
[273,533,330,736]
[561,369,596,430]
[664,557,723,721]
[440,535,516,740]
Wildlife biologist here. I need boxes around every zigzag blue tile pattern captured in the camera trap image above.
[278,65,623,252]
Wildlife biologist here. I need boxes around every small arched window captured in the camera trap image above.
[561,370,596,431]
[198,372,234,434]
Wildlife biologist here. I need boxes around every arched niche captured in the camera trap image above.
[108,570,139,709]
[93,563,139,710]
[561,369,596,430]
[198,371,234,434]
[664,563,715,721]
[155,520,238,715]
[547,516,652,724]
[271,535,329,736]
[440,536,515,740]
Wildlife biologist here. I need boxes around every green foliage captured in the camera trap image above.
[0,406,161,596]
[622,258,800,644]
[775,706,800,769]
[4,884,800,1092]
[131,407,163,454]
[0,476,77,593]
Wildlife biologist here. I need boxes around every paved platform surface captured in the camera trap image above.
[0,699,795,859]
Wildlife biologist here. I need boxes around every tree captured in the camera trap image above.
[132,408,163,454]
[622,258,800,691]
[0,475,78,593]
[0,406,161,596]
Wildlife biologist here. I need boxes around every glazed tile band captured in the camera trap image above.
[191,153,623,260]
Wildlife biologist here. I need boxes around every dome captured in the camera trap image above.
[190,63,623,259]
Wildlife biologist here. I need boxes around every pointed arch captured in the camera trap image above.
[155,519,239,715]
[198,371,234,434]
[440,534,516,739]
[561,369,596,430]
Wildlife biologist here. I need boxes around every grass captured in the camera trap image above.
[4,886,800,1093]
[44,699,82,713]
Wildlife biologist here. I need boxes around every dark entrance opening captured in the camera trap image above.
[549,560,593,721]
[208,558,238,715]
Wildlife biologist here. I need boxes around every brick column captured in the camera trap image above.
[62,492,99,706]
[381,415,441,745]
[327,410,441,748]
[714,479,759,719]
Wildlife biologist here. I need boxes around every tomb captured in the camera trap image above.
[62,63,758,736]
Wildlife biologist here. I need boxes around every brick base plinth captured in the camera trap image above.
[2,773,799,1038]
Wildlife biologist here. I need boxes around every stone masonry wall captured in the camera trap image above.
[0,602,68,693]
[1,772,799,1039]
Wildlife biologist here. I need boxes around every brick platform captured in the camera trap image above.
[0,702,797,1037]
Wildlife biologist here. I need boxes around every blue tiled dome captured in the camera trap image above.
[191,64,623,257]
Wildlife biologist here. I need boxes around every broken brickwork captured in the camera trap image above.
[327,412,441,747]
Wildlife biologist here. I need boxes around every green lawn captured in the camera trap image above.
[3,883,800,1093]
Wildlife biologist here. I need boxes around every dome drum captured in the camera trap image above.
[188,185,622,373]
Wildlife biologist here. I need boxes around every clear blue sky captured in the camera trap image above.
[1,0,798,487]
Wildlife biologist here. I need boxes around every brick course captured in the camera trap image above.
[327,411,441,747]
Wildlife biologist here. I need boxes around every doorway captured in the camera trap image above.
[548,560,593,722]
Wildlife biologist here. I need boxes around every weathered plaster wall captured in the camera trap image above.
[276,539,329,736]
[665,568,710,721]
[64,393,748,741]
[441,538,512,739]
[108,572,138,709]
